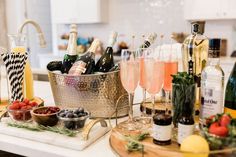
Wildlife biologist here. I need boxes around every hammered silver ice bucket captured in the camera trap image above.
[47,65,129,118]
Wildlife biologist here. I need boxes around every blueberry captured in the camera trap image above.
[66,113,74,118]
[60,109,65,113]
[59,113,66,117]
[74,109,80,115]
[64,121,75,129]
[77,113,83,117]
[78,107,84,113]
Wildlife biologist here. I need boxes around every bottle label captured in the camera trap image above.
[68,61,87,75]
[201,86,223,119]
[177,123,194,144]
[152,124,171,141]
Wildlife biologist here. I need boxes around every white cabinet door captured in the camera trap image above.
[184,0,221,20]
[50,0,107,24]
[222,0,236,19]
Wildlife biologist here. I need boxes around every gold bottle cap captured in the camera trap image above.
[191,21,205,35]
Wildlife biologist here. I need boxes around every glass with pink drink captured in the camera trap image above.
[163,48,178,103]
[119,49,141,131]
[144,49,164,116]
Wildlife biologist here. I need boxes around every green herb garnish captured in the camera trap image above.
[7,123,77,137]
[125,132,149,152]
[171,72,196,126]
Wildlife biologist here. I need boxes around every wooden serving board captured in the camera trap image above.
[0,117,110,151]
[110,127,183,157]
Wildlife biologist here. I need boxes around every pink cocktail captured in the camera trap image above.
[144,58,164,115]
[139,57,146,88]
[120,60,140,93]
[163,61,178,91]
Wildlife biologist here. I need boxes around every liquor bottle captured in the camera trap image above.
[224,62,236,118]
[109,33,157,72]
[178,114,194,145]
[200,39,224,122]
[95,31,118,72]
[69,39,100,75]
[62,24,78,73]
[182,21,209,113]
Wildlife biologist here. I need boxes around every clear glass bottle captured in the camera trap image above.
[200,39,224,123]
[182,21,209,113]
[8,34,34,101]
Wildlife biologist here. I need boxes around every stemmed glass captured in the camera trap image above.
[119,49,140,131]
[137,48,153,125]
[144,48,164,116]
[139,48,147,116]
[163,47,178,109]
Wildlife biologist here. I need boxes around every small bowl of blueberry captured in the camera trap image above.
[57,107,90,130]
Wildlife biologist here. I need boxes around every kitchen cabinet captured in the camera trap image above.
[184,0,236,20]
[50,0,108,24]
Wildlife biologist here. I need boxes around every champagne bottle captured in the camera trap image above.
[109,33,157,72]
[95,31,118,72]
[69,39,100,75]
[224,62,236,118]
[182,21,209,113]
[139,32,157,49]
[62,24,78,73]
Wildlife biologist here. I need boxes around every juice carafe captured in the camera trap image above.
[8,34,34,100]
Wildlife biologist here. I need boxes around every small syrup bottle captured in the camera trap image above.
[152,113,172,145]
[177,113,195,145]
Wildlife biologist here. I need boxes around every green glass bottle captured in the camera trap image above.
[224,62,236,118]
[62,24,78,73]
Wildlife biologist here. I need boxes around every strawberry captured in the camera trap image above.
[23,99,30,105]
[220,114,231,127]
[9,103,20,110]
[12,100,20,104]
[209,122,228,137]
[21,105,32,110]
[29,102,38,107]
[19,102,27,108]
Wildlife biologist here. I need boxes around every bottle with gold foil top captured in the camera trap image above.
[182,21,209,113]
[9,34,34,100]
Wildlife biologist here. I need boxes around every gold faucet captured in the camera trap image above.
[18,19,46,48]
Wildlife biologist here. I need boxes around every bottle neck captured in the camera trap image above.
[208,57,220,66]
[67,32,77,56]
[87,41,99,54]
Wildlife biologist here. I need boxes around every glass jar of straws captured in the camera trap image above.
[1,34,28,102]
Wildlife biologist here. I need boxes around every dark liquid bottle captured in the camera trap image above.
[177,114,194,145]
[69,39,100,75]
[62,24,78,73]
[153,113,172,145]
[224,62,236,118]
[95,31,117,72]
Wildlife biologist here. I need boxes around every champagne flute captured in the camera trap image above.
[163,47,178,110]
[144,48,164,116]
[119,49,140,131]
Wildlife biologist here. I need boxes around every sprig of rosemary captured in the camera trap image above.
[125,132,149,152]
[7,122,77,137]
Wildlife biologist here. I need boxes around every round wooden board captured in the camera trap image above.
[109,127,183,157]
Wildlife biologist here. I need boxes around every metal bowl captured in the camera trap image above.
[47,61,129,118]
